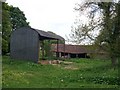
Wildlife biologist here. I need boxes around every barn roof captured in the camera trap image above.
[18,27,65,41]
[51,44,94,54]
[35,29,64,41]
[32,28,64,41]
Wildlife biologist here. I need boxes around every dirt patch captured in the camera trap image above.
[38,60,61,65]
[60,61,78,70]
[64,66,78,70]
[38,60,78,70]
[63,61,73,65]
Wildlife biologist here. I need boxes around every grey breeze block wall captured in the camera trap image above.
[10,27,39,62]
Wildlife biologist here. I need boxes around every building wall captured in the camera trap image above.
[10,27,39,62]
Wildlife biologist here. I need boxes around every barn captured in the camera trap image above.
[10,27,64,63]
[51,44,91,58]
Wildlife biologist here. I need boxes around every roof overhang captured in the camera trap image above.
[32,28,65,41]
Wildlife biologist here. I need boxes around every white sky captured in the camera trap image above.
[6,0,83,40]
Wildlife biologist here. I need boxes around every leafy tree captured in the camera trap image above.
[44,40,52,58]
[2,2,12,54]
[2,2,30,54]
[69,1,120,66]
[9,6,29,30]
[95,2,120,66]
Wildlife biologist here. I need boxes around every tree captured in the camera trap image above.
[69,1,120,66]
[95,2,120,66]
[9,6,29,30]
[2,2,12,54]
[2,2,30,54]
[69,2,103,45]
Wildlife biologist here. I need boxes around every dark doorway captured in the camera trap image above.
[70,54,76,58]
[61,52,69,58]
[60,53,88,58]
[78,53,86,58]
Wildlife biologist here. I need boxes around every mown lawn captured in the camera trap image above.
[2,56,119,88]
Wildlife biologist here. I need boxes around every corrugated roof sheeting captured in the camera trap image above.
[32,28,64,41]
[51,44,90,54]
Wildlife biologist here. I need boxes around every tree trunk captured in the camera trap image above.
[111,56,117,69]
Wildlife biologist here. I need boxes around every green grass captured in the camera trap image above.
[2,56,119,88]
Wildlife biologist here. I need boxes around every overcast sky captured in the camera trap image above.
[6,0,83,40]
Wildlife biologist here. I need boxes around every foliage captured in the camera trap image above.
[2,2,29,55]
[2,2,12,54]
[2,39,8,54]
[69,1,120,66]
[69,2,102,45]
[9,5,29,30]
[95,2,120,66]
[2,56,119,88]
[44,40,52,57]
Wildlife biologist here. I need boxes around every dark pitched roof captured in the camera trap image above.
[32,28,64,41]
[51,44,89,54]
[17,27,64,41]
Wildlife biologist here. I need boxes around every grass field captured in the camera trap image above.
[2,56,119,88]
